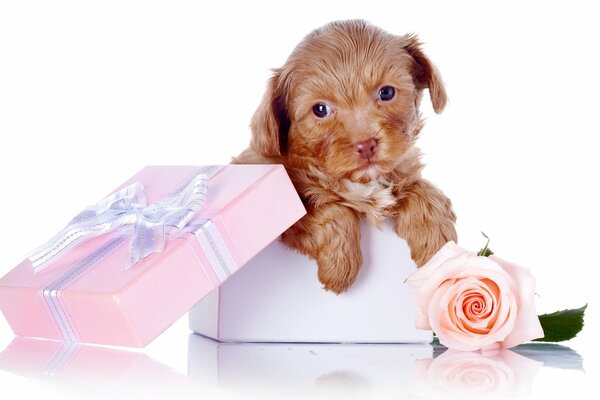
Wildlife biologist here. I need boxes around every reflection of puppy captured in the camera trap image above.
[313,370,368,396]
[235,20,457,293]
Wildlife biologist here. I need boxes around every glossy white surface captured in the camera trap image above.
[1,1,599,399]
[0,333,592,400]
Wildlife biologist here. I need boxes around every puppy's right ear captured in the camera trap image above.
[402,35,448,114]
[250,69,291,157]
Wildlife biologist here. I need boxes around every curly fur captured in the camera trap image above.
[234,20,457,293]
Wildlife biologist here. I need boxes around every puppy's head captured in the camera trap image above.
[250,20,447,181]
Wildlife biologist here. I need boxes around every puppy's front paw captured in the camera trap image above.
[279,202,362,293]
[409,232,451,267]
[404,214,457,267]
[317,248,362,294]
[394,179,457,267]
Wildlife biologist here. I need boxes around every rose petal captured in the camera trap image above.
[406,241,468,283]
[491,256,545,347]
[429,271,519,351]
[407,252,473,330]
[429,282,501,352]
[410,253,513,305]
[454,280,490,332]
[406,241,469,329]
[486,290,518,345]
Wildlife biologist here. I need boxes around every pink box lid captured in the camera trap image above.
[0,164,306,347]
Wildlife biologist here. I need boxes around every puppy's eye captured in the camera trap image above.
[312,103,331,118]
[378,86,396,101]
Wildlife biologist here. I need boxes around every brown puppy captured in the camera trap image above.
[235,20,457,293]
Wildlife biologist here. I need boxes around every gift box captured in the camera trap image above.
[190,222,432,343]
[0,165,305,347]
[188,333,432,397]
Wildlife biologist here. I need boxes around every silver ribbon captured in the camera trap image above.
[184,219,239,283]
[28,173,208,273]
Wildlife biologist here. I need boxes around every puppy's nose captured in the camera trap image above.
[354,138,378,159]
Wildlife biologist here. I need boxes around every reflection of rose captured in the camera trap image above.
[406,242,544,351]
[420,349,542,398]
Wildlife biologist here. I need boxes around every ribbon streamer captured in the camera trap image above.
[28,173,208,273]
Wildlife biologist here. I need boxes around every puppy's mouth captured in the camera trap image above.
[351,153,399,180]
[357,155,381,169]
[351,158,383,180]
[361,156,375,165]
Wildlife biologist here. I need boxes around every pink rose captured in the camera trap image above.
[406,241,544,351]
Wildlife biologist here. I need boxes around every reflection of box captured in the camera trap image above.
[0,165,305,347]
[0,337,176,383]
[188,333,432,397]
[190,222,432,343]
[0,337,217,398]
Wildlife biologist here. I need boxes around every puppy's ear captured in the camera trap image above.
[250,69,291,156]
[403,35,447,114]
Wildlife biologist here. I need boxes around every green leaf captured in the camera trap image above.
[534,304,587,342]
[478,247,494,257]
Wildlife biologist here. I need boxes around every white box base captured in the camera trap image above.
[189,222,431,343]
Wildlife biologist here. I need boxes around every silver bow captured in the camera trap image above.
[28,173,208,273]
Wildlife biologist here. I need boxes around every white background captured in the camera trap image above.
[0,1,598,398]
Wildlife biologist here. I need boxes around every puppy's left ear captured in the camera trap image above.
[250,69,291,157]
[403,35,448,114]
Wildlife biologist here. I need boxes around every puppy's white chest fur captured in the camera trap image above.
[339,178,397,225]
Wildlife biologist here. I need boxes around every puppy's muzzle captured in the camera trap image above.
[354,138,378,160]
